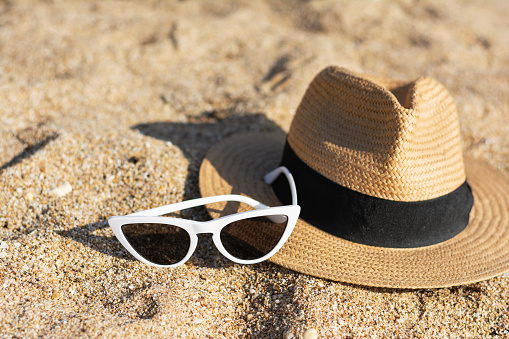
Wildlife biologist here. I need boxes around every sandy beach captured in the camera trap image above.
[1,0,509,337]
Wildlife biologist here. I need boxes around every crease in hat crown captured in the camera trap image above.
[287,66,466,202]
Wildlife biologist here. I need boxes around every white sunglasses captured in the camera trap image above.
[108,167,300,267]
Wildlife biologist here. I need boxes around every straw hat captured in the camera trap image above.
[199,66,509,289]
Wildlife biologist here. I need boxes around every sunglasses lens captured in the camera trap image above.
[220,214,288,261]
[121,223,190,265]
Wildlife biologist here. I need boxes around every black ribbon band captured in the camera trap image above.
[271,141,474,248]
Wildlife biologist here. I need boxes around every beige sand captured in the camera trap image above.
[1,0,508,337]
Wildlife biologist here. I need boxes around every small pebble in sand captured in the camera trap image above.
[0,242,8,249]
[249,288,256,294]
[25,192,35,201]
[0,252,7,259]
[246,314,253,321]
[303,328,318,339]
[502,271,509,278]
[296,309,305,320]
[13,242,21,248]
[49,182,73,197]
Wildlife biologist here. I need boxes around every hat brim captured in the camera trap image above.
[199,132,509,289]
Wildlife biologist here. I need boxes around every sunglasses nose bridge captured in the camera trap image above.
[192,220,218,235]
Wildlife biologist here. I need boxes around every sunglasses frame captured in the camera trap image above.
[108,167,300,267]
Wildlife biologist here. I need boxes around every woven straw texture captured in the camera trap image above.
[200,132,509,289]
[199,68,509,288]
[288,66,465,201]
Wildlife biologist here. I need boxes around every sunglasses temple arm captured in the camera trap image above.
[264,166,298,205]
[124,167,297,217]
[126,194,269,217]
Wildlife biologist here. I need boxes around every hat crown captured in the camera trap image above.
[287,66,466,201]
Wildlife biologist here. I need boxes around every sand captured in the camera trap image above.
[1,0,508,338]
